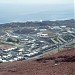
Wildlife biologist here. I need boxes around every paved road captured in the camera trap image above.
[27,38,75,59]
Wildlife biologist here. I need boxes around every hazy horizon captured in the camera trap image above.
[0,0,74,23]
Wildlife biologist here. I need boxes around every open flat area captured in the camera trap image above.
[0,43,15,50]
[0,48,75,75]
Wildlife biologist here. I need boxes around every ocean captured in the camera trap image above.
[0,4,74,24]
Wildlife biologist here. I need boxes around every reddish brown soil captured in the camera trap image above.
[0,48,75,75]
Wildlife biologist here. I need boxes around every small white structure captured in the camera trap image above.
[37,32,48,37]
[60,26,66,28]
[18,48,24,52]
[40,29,47,31]
[2,60,7,62]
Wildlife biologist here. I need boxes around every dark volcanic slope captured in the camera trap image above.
[0,48,75,75]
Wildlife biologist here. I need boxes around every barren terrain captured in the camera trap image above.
[0,48,75,75]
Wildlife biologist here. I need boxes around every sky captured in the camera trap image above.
[0,0,74,4]
[0,0,74,23]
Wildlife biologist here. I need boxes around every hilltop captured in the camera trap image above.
[0,48,75,75]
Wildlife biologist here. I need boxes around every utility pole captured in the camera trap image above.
[58,40,59,52]
[54,34,60,52]
[56,35,60,52]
